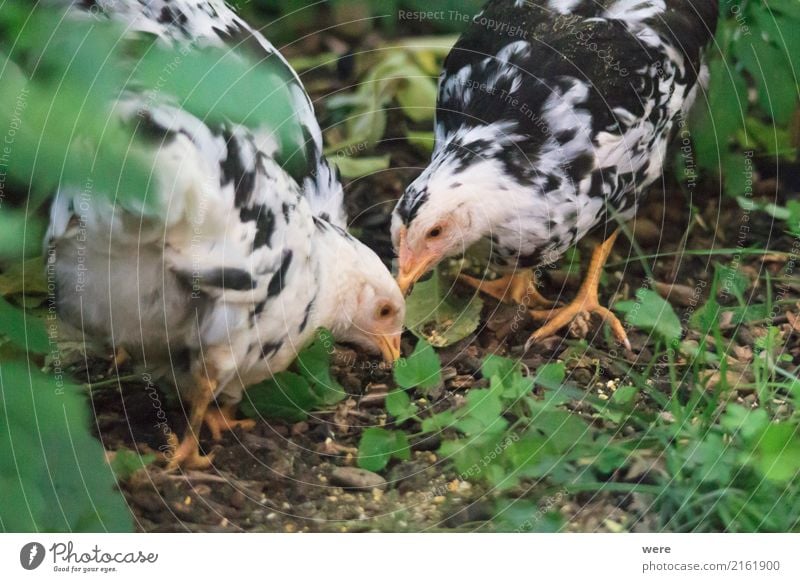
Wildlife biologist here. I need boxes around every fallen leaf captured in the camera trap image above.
[405,270,483,347]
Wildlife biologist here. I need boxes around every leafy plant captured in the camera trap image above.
[615,288,683,347]
[241,329,347,422]
[109,450,157,480]
[357,427,411,471]
[326,49,439,149]
[690,1,799,197]
[0,362,133,532]
[239,0,484,39]
[322,37,455,177]
[404,269,484,347]
[393,339,442,391]
[358,337,800,531]
[0,0,317,532]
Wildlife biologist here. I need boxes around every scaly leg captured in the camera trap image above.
[525,230,631,350]
[459,270,554,309]
[166,373,217,471]
[203,403,256,442]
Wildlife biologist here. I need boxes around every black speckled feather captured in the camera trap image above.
[395,0,718,269]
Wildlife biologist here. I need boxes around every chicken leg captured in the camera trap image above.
[459,270,554,309]
[166,373,218,471]
[203,404,256,442]
[525,230,631,350]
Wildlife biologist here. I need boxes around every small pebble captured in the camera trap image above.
[330,467,387,490]
[229,490,247,510]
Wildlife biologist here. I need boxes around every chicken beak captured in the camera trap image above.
[377,333,402,364]
[396,227,438,295]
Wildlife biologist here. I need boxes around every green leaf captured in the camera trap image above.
[0,361,133,532]
[716,264,749,302]
[295,329,346,407]
[492,498,565,533]
[357,427,410,472]
[396,75,438,122]
[481,355,518,384]
[615,288,682,346]
[601,386,639,424]
[533,411,592,453]
[110,449,156,480]
[405,130,435,154]
[454,388,506,436]
[690,59,748,171]
[0,210,46,261]
[405,269,483,347]
[680,432,734,485]
[751,424,800,482]
[0,257,48,297]
[328,154,391,179]
[482,355,533,400]
[733,28,798,125]
[612,385,638,407]
[0,4,311,219]
[393,340,442,391]
[739,118,795,159]
[721,404,769,443]
[386,389,418,423]
[770,0,800,20]
[0,297,50,354]
[723,304,770,326]
[420,410,457,433]
[499,374,535,401]
[240,372,317,422]
[533,362,566,390]
[132,45,301,159]
[721,152,755,199]
[243,329,346,420]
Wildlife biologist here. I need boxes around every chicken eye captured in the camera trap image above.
[427,226,443,239]
[377,304,394,319]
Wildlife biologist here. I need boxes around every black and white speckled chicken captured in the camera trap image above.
[47,0,404,469]
[393,0,718,349]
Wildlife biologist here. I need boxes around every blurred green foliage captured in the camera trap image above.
[235,0,485,40]
[0,0,308,532]
[0,361,133,532]
[691,0,799,196]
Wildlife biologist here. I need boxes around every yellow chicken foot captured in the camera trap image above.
[203,403,256,442]
[525,230,631,351]
[459,270,555,309]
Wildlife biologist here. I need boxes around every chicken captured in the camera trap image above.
[47,0,405,469]
[393,0,718,349]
